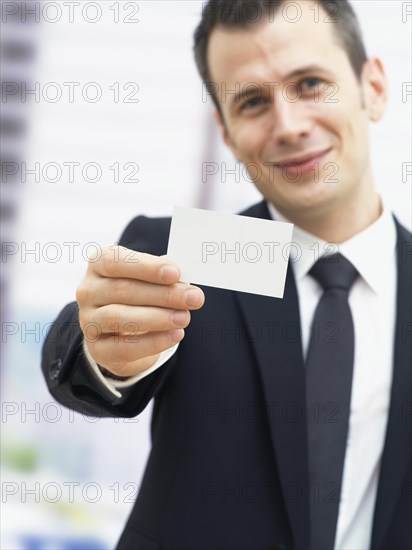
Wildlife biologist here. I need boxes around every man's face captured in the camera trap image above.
[208,1,386,219]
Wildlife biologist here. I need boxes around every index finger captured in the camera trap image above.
[90,246,181,284]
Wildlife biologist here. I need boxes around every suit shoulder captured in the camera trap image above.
[395,218,412,240]
[118,215,171,256]
[116,200,268,256]
[237,199,270,219]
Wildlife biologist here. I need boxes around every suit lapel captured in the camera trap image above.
[235,200,310,548]
[371,217,412,549]
[234,202,412,547]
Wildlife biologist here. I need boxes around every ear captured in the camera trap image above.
[361,57,388,122]
[212,109,240,159]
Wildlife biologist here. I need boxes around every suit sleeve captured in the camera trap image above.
[41,215,178,418]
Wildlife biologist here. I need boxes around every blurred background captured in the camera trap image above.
[1,1,411,548]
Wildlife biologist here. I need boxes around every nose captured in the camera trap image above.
[269,90,312,146]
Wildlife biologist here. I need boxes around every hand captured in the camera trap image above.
[76,246,205,377]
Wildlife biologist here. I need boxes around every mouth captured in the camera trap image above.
[273,147,333,177]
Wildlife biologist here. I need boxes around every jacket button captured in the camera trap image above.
[49,358,62,380]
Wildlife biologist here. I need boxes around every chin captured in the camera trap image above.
[280,186,338,216]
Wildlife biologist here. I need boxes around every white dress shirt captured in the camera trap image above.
[267,196,397,549]
[83,338,179,399]
[84,194,397,549]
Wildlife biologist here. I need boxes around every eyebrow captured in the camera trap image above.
[230,64,328,106]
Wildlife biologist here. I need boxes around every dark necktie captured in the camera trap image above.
[306,253,359,549]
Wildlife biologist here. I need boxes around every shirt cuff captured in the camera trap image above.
[82,339,179,399]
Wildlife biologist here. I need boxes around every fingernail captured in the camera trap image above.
[160,265,179,282]
[172,310,188,325]
[170,329,184,343]
[184,288,203,306]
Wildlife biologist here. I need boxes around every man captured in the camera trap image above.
[42,1,411,548]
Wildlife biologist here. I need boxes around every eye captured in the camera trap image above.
[240,96,266,112]
[299,77,323,91]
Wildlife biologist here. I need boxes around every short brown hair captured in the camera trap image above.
[193,0,368,114]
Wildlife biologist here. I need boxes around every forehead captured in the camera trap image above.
[207,1,351,85]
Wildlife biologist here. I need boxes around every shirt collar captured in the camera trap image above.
[266,194,397,295]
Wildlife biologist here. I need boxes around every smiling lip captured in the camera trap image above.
[273,148,332,178]
[274,148,332,168]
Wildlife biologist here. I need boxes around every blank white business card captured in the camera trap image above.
[166,206,294,298]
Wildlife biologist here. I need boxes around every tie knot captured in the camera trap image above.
[309,253,359,292]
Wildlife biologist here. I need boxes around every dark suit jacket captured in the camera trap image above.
[42,200,412,550]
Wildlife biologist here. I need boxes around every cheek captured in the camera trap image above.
[235,136,261,163]
[327,105,370,187]
[339,106,369,161]
[228,119,269,162]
